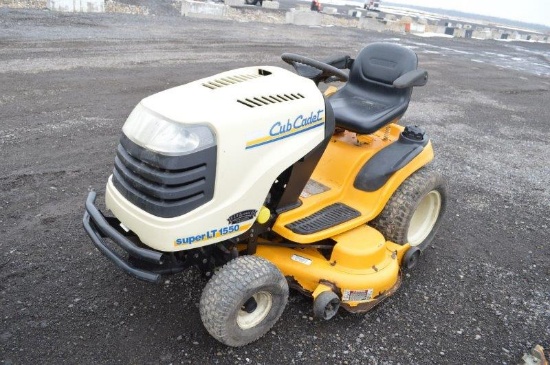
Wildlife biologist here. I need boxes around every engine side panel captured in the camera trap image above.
[105,66,327,252]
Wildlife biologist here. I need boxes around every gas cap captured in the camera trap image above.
[402,125,425,141]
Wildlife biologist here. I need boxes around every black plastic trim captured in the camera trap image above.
[113,159,206,200]
[354,131,428,192]
[112,134,216,218]
[82,191,164,283]
[112,169,205,208]
[285,203,360,235]
[115,144,207,185]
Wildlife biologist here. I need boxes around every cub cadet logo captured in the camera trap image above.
[174,223,251,246]
[246,109,324,149]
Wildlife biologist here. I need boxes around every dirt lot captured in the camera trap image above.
[1,8,549,365]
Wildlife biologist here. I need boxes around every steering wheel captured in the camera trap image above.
[281,53,349,83]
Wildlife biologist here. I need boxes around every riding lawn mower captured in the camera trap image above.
[83,42,447,346]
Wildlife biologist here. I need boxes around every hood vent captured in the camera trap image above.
[237,93,305,108]
[202,69,271,90]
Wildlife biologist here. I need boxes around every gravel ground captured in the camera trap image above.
[0,8,549,365]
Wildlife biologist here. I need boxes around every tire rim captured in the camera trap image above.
[408,190,442,246]
[237,291,273,330]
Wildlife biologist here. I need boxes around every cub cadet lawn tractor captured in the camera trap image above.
[83,42,447,347]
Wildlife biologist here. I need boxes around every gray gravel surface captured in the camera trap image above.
[1,8,549,365]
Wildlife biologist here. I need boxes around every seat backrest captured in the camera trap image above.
[329,43,421,134]
[350,42,418,88]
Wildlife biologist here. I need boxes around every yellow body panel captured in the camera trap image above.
[330,225,388,273]
[324,86,339,97]
[255,225,410,308]
[272,124,434,243]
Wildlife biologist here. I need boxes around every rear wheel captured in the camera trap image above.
[200,256,288,347]
[370,165,447,251]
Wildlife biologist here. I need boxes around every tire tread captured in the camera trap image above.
[370,165,447,249]
[200,256,288,347]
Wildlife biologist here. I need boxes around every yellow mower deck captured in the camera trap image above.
[255,227,410,312]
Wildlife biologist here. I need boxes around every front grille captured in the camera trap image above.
[112,134,216,218]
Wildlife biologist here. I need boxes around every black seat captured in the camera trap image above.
[329,43,427,135]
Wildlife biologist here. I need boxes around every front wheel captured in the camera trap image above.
[370,165,447,251]
[200,256,289,347]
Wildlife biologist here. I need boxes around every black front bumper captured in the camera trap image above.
[83,191,165,283]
